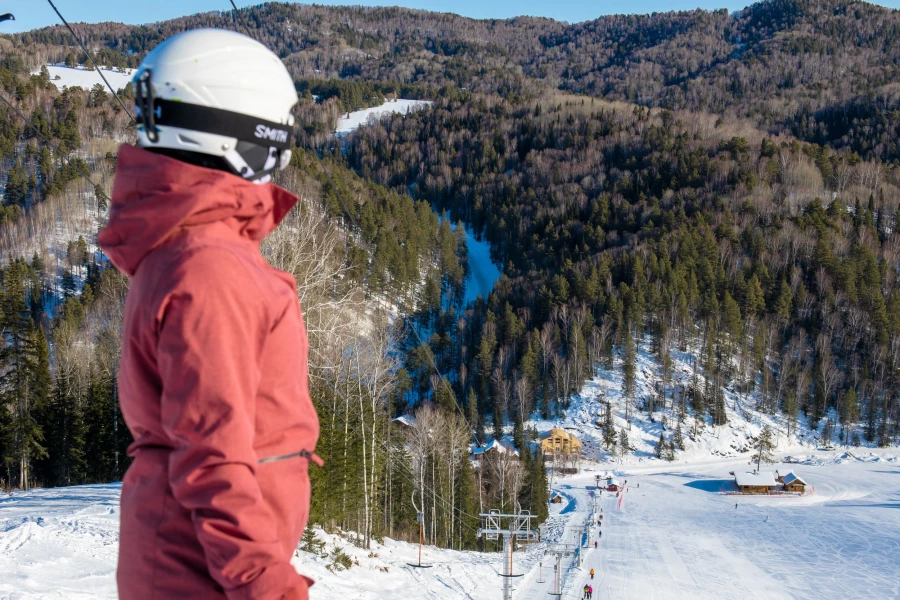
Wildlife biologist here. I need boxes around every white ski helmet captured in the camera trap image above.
[133,28,297,183]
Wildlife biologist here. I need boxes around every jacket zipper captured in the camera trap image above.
[258,449,323,467]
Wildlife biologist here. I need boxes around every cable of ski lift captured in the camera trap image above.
[45,0,137,125]
[229,0,253,38]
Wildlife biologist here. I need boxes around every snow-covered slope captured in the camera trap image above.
[530,337,848,466]
[3,451,897,599]
[521,452,899,599]
[0,485,519,599]
[36,65,135,92]
[335,99,432,135]
[461,226,501,307]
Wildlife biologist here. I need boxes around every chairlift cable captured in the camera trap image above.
[45,0,136,125]
[229,0,253,39]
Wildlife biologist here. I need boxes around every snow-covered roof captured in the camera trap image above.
[734,472,777,487]
[470,439,519,457]
[781,471,807,486]
[392,414,416,427]
[606,477,621,486]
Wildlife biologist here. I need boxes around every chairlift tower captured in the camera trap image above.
[546,543,577,597]
[477,509,538,600]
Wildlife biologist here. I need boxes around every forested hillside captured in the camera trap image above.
[18,0,900,161]
[349,92,900,452]
[1,0,899,560]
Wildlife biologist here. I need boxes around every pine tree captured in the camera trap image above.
[665,441,676,461]
[674,421,684,449]
[783,390,799,438]
[655,432,665,458]
[1,261,47,490]
[622,325,636,425]
[467,388,481,444]
[603,400,617,451]
[618,428,629,455]
[754,425,776,471]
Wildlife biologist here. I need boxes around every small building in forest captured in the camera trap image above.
[734,471,778,494]
[777,470,808,493]
[470,439,519,463]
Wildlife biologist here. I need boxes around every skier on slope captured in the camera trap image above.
[583,584,590,599]
[590,568,595,579]
[99,29,319,600]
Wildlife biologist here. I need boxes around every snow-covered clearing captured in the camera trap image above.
[528,336,859,466]
[522,452,900,600]
[36,65,135,92]
[335,99,432,135]
[2,452,897,599]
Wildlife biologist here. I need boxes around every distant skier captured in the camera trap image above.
[588,584,594,598]
[583,584,590,599]
[595,540,598,549]
[735,503,738,509]
[590,568,595,579]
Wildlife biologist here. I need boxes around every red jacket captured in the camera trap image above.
[99,145,320,600]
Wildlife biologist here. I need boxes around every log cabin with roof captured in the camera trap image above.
[777,470,808,493]
[734,471,778,494]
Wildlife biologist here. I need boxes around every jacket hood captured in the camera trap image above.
[98,145,298,276]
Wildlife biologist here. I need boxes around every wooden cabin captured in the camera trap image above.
[551,494,564,504]
[540,427,583,457]
[778,471,808,493]
[734,471,778,494]
[470,439,519,463]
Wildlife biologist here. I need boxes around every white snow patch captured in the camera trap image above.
[461,225,501,307]
[36,64,135,93]
[335,99,432,135]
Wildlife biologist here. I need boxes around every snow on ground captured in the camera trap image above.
[335,99,432,135]
[521,452,900,600]
[0,484,514,599]
[36,65,135,93]
[528,336,846,467]
[460,226,501,307]
[2,452,896,599]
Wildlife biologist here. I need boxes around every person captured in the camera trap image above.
[583,584,590,599]
[590,568,595,579]
[594,540,598,548]
[100,28,319,600]
[588,584,594,598]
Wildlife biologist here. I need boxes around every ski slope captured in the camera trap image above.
[1,452,896,599]
[335,99,432,135]
[36,65,135,92]
[521,452,900,600]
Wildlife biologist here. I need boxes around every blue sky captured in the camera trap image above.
[4,0,900,33]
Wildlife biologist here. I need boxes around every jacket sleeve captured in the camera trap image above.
[156,248,310,600]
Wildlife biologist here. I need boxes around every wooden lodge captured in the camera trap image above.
[540,427,582,459]
[734,471,778,494]
[777,470,808,493]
